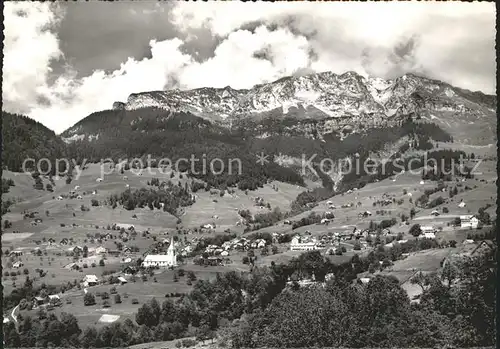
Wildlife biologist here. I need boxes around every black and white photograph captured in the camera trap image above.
[1,1,497,348]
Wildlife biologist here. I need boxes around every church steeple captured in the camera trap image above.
[167,236,176,256]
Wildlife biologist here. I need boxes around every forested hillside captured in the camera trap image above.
[2,112,67,172]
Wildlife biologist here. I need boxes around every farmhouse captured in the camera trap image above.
[142,237,177,268]
[9,250,23,257]
[83,275,99,287]
[460,215,479,229]
[290,236,319,251]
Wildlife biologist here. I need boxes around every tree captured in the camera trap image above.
[410,208,416,219]
[353,241,361,250]
[84,293,96,306]
[91,199,99,207]
[271,245,279,254]
[409,224,422,237]
[115,294,122,304]
[46,183,53,192]
[261,246,269,256]
[99,259,105,267]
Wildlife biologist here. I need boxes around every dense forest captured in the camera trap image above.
[2,112,68,173]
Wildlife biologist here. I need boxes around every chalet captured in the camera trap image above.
[203,224,214,230]
[96,178,103,182]
[461,215,479,229]
[117,276,128,285]
[92,190,97,195]
[57,196,64,200]
[458,201,466,208]
[420,232,436,239]
[13,261,24,268]
[83,275,99,287]
[72,246,83,254]
[74,186,80,190]
[60,238,69,245]
[9,250,23,257]
[220,250,229,257]
[321,218,330,224]
[359,277,371,284]
[430,210,440,216]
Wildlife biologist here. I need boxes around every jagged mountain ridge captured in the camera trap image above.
[63,70,496,145]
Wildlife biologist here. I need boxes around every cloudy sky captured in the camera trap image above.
[3,2,496,134]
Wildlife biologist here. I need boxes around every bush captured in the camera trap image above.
[102,300,110,308]
[409,224,422,237]
[131,298,139,304]
[114,294,122,304]
[101,292,109,300]
[84,293,96,306]
[110,286,117,294]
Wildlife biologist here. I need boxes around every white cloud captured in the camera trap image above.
[2,2,496,134]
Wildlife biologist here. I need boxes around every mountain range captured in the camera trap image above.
[2,70,496,191]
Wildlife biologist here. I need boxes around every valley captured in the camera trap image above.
[1,70,497,349]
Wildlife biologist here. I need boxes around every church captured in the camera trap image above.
[142,237,178,268]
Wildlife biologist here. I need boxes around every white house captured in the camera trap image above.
[83,275,99,287]
[460,215,479,229]
[420,226,436,233]
[142,237,177,268]
[117,276,128,285]
[57,195,64,200]
[458,201,466,208]
[420,180,425,185]
[407,192,413,197]
[96,178,103,182]
[74,186,80,190]
[203,224,214,230]
[290,236,319,251]
[420,232,436,239]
